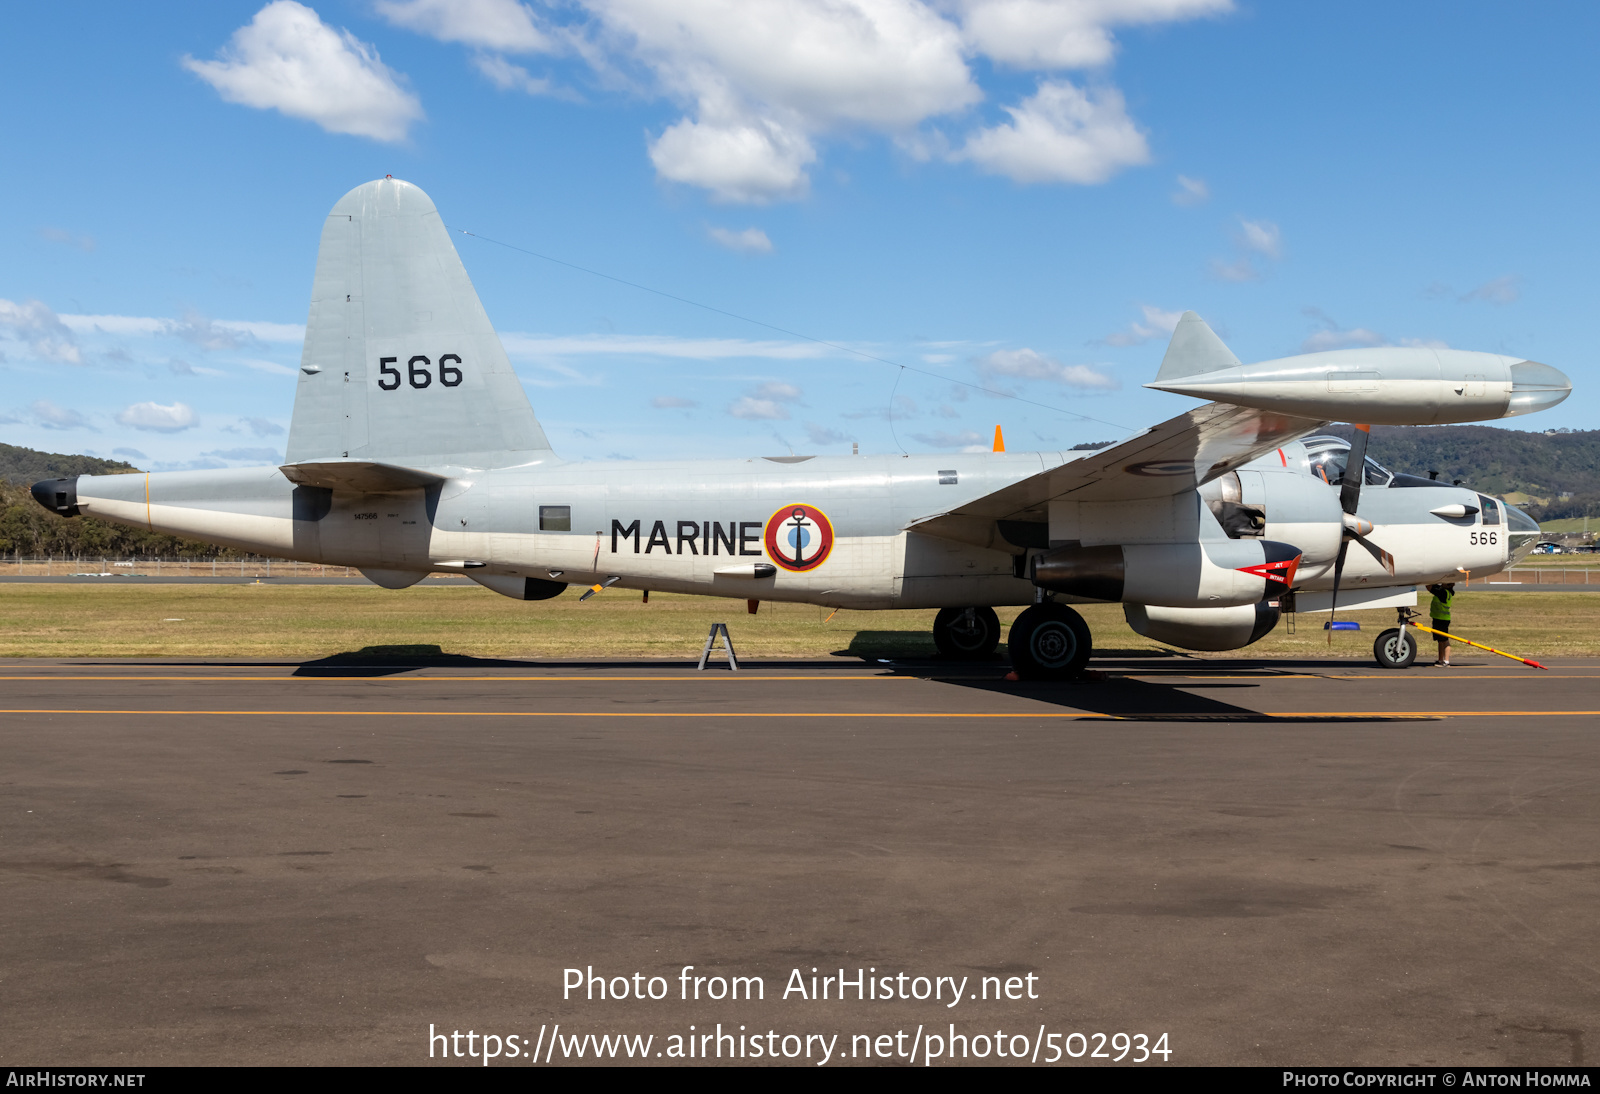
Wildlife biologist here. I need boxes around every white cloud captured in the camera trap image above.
[910,429,986,449]
[729,379,803,419]
[1461,275,1521,305]
[650,116,816,203]
[1172,174,1209,206]
[1236,218,1282,259]
[33,400,90,430]
[112,447,148,460]
[376,0,553,52]
[387,0,1224,201]
[183,1,424,143]
[0,299,81,364]
[750,380,802,402]
[707,226,775,253]
[203,447,283,462]
[471,53,565,97]
[242,416,286,436]
[650,395,698,408]
[169,311,246,351]
[217,319,304,342]
[1101,304,1182,347]
[954,0,1232,69]
[957,81,1148,184]
[1300,326,1387,353]
[239,358,299,376]
[59,313,304,343]
[117,402,198,433]
[38,227,96,252]
[1298,308,1446,353]
[729,396,789,420]
[978,348,1118,390]
[804,422,852,445]
[500,332,830,359]
[1209,255,1258,282]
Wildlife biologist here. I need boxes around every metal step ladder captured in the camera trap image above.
[697,623,739,671]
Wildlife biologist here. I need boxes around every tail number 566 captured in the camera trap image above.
[1469,531,1498,546]
[377,355,463,390]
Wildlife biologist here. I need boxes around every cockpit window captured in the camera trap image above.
[1303,435,1393,487]
[1304,437,1348,485]
[1479,495,1501,526]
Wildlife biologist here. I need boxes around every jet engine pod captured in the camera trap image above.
[1124,600,1282,652]
[1031,539,1301,608]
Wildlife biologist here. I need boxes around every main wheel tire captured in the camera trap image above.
[933,606,1001,659]
[1008,603,1092,680]
[1373,627,1418,669]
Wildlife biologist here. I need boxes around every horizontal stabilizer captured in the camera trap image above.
[280,460,445,493]
[1156,311,1240,382]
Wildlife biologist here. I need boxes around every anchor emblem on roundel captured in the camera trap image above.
[763,504,835,572]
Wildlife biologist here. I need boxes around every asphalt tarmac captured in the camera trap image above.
[1,651,1595,1067]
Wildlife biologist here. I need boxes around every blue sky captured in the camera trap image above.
[2,1,1595,469]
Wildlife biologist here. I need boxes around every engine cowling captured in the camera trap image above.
[1124,601,1282,651]
[1030,539,1300,608]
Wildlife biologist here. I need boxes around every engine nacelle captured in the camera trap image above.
[1124,600,1282,651]
[1030,539,1300,608]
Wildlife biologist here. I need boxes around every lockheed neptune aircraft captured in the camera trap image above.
[31,179,1571,677]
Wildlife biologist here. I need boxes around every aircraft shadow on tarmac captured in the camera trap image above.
[274,639,1422,724]
[842,635,1424,724]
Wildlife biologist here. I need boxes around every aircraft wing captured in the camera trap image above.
[908,402,1326,547]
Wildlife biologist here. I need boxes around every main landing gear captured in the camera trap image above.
[932,606,1001,659]
[1007,602,1092,680]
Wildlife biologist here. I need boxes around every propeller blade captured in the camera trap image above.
[1327,539,1350,645]
[1339,424,1371,516]
[1351,534,1397,576]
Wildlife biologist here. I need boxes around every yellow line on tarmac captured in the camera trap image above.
[0,674,911,683]
[1167,673,1600,680]
[2,708,1597,720]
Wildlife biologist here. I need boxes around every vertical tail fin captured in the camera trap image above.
[286,178,554,469]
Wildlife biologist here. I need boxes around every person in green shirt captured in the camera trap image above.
[1426,582,1456,665]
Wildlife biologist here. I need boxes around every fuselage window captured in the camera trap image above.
[938,470,958,485]
[1478,496,1501,526]
[539,505,572,532]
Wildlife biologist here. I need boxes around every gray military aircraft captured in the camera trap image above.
[31,179,1571,676]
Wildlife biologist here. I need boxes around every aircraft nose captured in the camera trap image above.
[1505,360,1572,416]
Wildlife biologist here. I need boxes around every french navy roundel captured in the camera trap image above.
[763,504,835,572]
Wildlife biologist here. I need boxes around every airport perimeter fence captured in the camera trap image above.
[1493,568,1600,585]
[0,558,360,578]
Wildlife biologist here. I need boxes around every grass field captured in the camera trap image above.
[1,583,1595,662]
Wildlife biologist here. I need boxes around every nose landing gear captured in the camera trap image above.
[1373,608,1419,669]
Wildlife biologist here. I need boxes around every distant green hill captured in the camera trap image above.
[0,442,138,484]
[1324,425,1600,522]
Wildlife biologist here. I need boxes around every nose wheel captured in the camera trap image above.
[1373,627,1418,669]
[1007,603,1092,680]
[933,606,1001,659]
